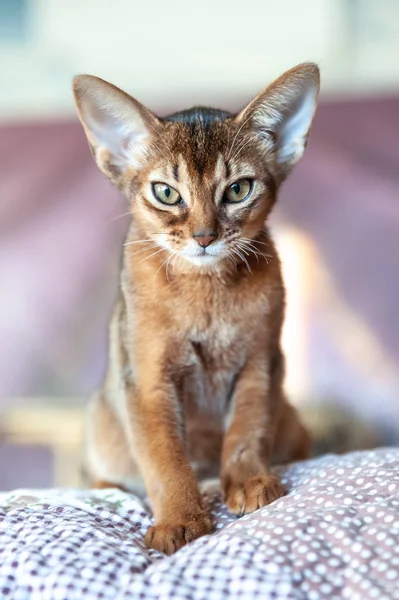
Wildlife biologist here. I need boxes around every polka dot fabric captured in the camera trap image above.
[1,448,399,599]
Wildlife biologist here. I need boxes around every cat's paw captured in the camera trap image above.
[145,514,212,555]
[224,474,285,516]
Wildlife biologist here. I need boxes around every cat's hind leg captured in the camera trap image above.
[82,391,145,496]
[271,398,311,465]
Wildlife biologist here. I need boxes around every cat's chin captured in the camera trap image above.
[180,253,220,268]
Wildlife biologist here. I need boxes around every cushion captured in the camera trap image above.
[1,448,399,599]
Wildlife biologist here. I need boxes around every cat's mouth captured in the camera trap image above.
[180,247,222,266]
[176,238,225,265]
[182,254,219,266]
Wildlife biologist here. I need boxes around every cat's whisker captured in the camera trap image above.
[124,233,172,247]
[226,113,254,162]
[232,246,252,275]
[240,237,271,249]
[237,239,258,252]
[138,121,173,162]
[165,253,176,283]
[238,238,267,254]
[253,250,271,264]
[225,250,238,270]
[229,137,252,165]
[257,252,271,264]
[231,247,248,272]
[237,241,259,264]
[145,122,175,162]
[241,248,262,263]
[227,258,237,269]
[239,238,273,262]
[149,140,169,157]
[124,239,155,246]
[172,251,180,271]
[137,247,167,265]
[239,241,271,265]
[234,242,250,256]
[153,253,173,287]
[229,134,257,164]
[146,142,171,164]
[108,210,133,222]
[128,245,159,258]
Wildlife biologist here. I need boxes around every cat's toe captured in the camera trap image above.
[145,515,212,555]
[145,524,186,555]
[225,474,285,516]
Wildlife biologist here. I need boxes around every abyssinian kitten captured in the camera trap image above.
[73,63,320,555]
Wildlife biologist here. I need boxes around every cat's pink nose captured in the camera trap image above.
[193,233,218,248]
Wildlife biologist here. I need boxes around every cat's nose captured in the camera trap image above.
[193,232,218,248]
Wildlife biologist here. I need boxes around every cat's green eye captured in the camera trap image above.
[224,179,252,203]
[152,183,182,205]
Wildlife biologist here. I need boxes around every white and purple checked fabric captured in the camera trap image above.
[1,448,399,599]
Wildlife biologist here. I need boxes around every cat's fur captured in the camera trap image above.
[73,63,320,554]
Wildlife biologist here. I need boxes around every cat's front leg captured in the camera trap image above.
[125,381,212,554]
[221,350,286,515]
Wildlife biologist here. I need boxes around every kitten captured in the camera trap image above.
[73,63,320,555]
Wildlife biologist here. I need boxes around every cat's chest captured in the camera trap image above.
[180,318,245,416]
[188,319,240,362]
[183,285,244,362]
[176,277,266,374]
[175,276,255,335]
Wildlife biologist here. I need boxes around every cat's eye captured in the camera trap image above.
[152,183,182,205]
[224,179,252,203]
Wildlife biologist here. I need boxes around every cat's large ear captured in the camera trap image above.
[72,75,160,180]
[236,63,320,180]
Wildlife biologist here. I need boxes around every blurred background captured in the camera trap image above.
[1,0,399,489]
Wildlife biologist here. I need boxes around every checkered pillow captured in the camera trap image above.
[1,448,399,599]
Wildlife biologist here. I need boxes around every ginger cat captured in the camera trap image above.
[73,63,319,554]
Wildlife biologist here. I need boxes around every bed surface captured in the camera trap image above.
[1,448,399,599]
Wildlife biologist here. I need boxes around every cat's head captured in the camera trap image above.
[73,64,319,269]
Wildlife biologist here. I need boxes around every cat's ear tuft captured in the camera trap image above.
[72,75,160,179]
[237,63,320,180]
